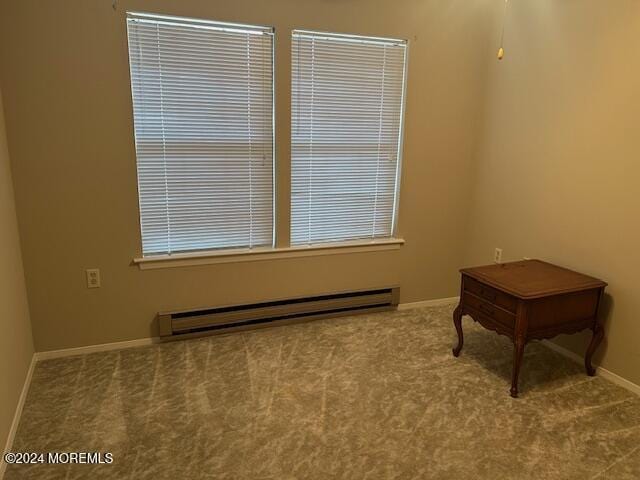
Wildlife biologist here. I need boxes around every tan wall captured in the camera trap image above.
[0,0,493,351]
[0,88,34,449]
[466,1,640,386]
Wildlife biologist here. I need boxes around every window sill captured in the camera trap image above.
[132,238,405,270]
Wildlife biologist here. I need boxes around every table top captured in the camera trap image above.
[461,260,607,299]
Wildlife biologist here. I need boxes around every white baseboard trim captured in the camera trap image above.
[541,340,640,397]
[1,353,37,478]
[397,296,459,311]
[35,337,160,361]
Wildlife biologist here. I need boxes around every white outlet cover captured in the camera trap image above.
[86,269,101,288]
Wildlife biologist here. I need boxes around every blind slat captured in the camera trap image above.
[127,13,274,256]
[291,30,407,246]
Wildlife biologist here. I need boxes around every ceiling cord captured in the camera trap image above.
[498,0,509,60]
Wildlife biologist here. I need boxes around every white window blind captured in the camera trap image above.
[291,30,407,246]
[127,13,274,256]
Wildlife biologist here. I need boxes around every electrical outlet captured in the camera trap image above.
[494,248,503,264]
[86,269,101,288]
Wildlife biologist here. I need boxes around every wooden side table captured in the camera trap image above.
[452,260,607,397]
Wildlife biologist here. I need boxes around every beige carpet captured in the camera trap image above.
[5,305,640,479]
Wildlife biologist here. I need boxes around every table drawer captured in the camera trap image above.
[464,276,518,313]
[463,292,516,329]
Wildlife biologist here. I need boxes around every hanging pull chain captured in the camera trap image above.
[498,0,509,60]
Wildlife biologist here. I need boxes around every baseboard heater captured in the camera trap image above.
[158,286,399,339]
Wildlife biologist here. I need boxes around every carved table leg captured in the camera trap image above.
[452,305,464,357]
[585,323,604,376]
[510,337,526,398]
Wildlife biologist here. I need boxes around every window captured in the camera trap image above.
[127,13,274,256]
[291,30,407,246]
